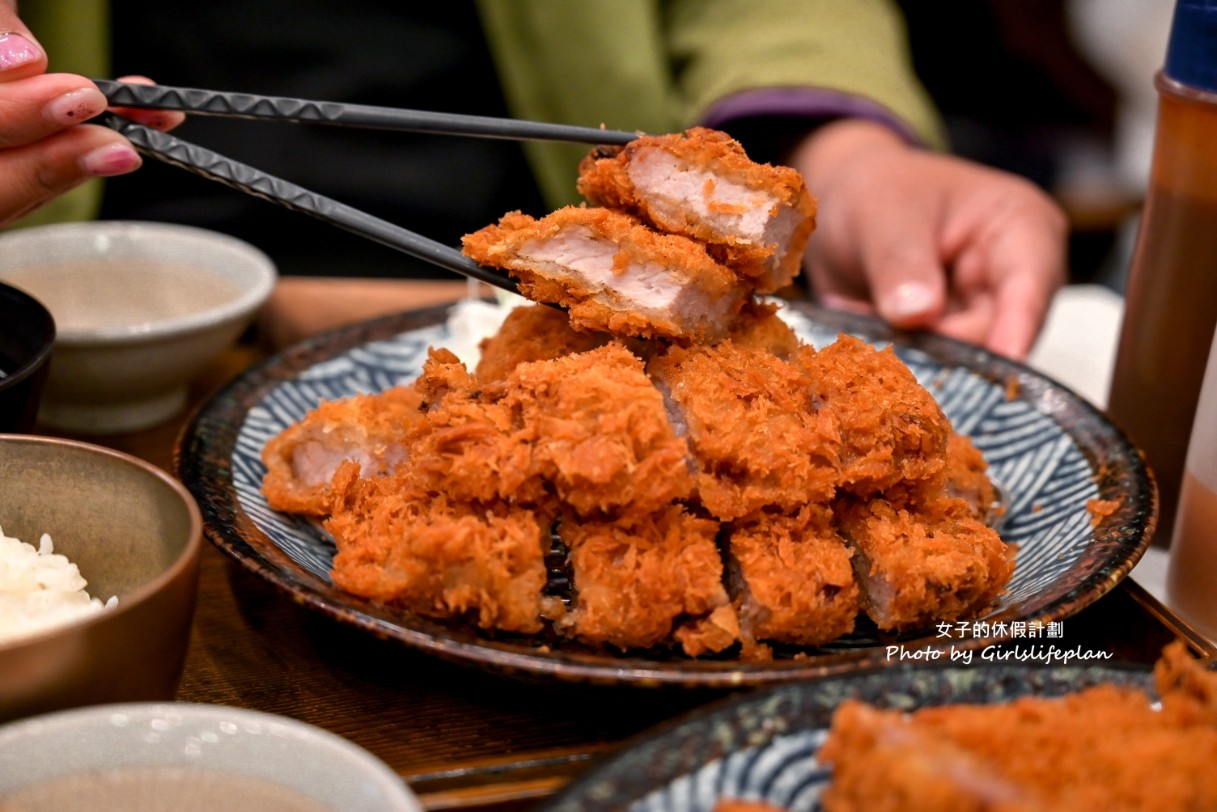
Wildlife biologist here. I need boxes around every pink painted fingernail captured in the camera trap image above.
[45,87,109,125]
[81,143,142,176]
[0,32,42,71]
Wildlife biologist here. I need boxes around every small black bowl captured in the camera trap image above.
[0,282,55,433]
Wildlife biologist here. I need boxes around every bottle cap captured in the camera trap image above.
[1165,0,1217,93]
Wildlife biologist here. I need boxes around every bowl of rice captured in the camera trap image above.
[0,434,202,723]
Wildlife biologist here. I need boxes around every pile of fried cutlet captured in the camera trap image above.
[260,128,1014,660]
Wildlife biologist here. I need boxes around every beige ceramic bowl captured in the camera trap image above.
[0,703,423,811]
[0,221,277,434]
[0,434,202,723]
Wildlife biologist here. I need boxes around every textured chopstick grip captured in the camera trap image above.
[95,79,639,145]
[103,115,519,292]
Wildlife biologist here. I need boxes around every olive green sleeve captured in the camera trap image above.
[6,0,112,230]
[479,0,947,209]
[476,0,684,209]
[664,0,947,149]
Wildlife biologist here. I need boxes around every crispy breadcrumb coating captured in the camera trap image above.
[473,303,614,383]
[394,347,549,507]
[727,505,859,652]
[725,298,802,359]
[504,343,694,518]
[461,207,751,343]
[326,463,554,634]
[881,430,1004,526]
[554,505,732,655]
[260,384,426,517]
[675,603,742,659]
[942,431,1002,522]
[835,493,1014,632]
[648,340,839,522]
[795,335,951,496]
[577,128,817,292]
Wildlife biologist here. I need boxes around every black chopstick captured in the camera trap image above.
[101,114,520,293]
[94,79,640,145]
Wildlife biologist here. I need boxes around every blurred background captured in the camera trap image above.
[896,0,1172,296]
[98,0,1173,295]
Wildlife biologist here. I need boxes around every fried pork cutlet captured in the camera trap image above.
[503,342,693,519]
[412,346,479,405]
[554,505,734,655]
[819,642,1217,812]
[308,346,547,509]
[724,298,802,359]
[325,463,555,634]
[399,342,692,518]
[880,430,1004,526]
[406,379,549,510]
[942,431,1003,524]
[260,384,426,517]
[648,340,839,522]
[835,492,1014,632]
[726,505,859,656]
[796,335,951,496]
[461,207,751,343]
[577,128,817,292]
[473,302,615,383]
[321,344,701,639]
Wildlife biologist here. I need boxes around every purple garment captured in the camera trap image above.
[701,87,924,147]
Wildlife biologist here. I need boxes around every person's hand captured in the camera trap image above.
[0,4,184,226]
[789,118,1068,361]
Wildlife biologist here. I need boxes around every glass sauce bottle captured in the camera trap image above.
[1106,0,1217,546]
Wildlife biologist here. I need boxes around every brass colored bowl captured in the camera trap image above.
[0,435,202,722]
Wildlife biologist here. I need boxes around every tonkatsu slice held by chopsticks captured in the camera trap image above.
[578,128,817,292]
[462,207,752,343]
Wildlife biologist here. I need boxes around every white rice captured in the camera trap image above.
[0,525,117,645]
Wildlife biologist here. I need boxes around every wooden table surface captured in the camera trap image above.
[51,277,1217,811]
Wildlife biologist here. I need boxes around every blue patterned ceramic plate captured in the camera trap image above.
[177,301,1154,687]
[536,661,1154,810]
